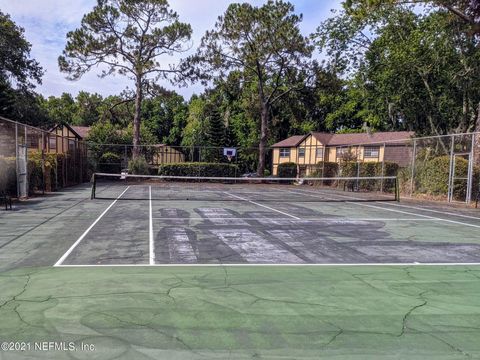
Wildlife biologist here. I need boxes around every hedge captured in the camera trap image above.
[416,156,479,200]
[158,162,239,177]
[98,152,122,174]
[277,162,297,178]
[338,161,399,178]
[0,157,17,196]
[27,151,58,194]
[335,161,399,192]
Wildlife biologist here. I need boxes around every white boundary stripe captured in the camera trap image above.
[381,202,480,221]
[149,186,155,265]
[55,262,480,267]
[224,192,300,220]
[349,202,480,229]
[151,217,436,221]
[54,186,130,267]
[285,187,480,228]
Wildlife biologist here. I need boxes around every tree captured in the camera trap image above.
[205,104,225,162]
[0,10,47,126]
[58,0,192,158]
[316,6,480,135]
[74,91,104,126]
[344,0,480,35]
[0,11,43,89]
[141,89,188,145]
[188,0,313,175]
[40,93,77,125]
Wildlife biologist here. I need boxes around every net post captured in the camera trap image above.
[90,173,96,200]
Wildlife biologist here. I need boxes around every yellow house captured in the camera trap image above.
[271,131,414,176]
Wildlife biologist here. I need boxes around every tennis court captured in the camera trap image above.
[1,175,480,359]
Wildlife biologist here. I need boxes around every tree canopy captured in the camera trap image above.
[58,0,192,156]
[188,0,314,175]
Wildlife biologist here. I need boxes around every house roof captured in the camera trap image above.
[70,126,91,139]
[272,131,414,148]
[312,131,414,146]
[271,135,307,148]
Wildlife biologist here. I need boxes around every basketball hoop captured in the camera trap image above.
[223,147,237,162]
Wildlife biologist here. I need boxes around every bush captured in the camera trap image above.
[98,152,122,174]
[277,162,297,178]
[336,161,399,192]
[128,156,150,175]
[27,151,58,194]
[158,162,238,177]
[417,156,479,200]
[0,157,17,196]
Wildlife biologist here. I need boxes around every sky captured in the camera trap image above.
[0,0,342,100]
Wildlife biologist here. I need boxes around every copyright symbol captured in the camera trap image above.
[1,342,9,351]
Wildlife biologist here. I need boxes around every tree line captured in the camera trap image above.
[1,0,479,174]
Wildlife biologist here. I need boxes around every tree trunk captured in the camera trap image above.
[474,102,480,166]
[257,101,269,176]
[132,75,143,159]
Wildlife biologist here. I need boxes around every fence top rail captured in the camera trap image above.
[0,116,87,143]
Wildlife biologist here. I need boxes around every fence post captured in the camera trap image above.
[466,133,475,203]
[15,122,19,198]
[447,135,455,202]
[410,139,416,197]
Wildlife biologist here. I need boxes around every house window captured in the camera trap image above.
[49,137,57,151]
[364,146,380,158]
[298,148,305,158]
[316,148,324,159]
[336,147,348,156]
[279,148,290,157]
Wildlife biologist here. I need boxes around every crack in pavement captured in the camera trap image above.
[93,311,204,356]
[398,290,429,337]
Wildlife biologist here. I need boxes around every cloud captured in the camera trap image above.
[0,0,341,100]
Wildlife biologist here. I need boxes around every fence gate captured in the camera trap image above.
[17,144,28,198]
[448,153,472,203]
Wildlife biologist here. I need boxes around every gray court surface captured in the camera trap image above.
[1,182,480,270]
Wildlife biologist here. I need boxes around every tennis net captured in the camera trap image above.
[90,173,399,202]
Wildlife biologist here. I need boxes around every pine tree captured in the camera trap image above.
[206,106,225,162]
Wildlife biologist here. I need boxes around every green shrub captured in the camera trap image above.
[158,162,239,177]
[27,151,59,194]
[337,161,399,192]
[96,152,121,174]
[128,156,150,175]
[417,156,476,200]
[0,157,17,196]
[277,162,297,178]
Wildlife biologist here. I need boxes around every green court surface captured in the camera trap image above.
[1,265,480,359]
[1,182,480,359]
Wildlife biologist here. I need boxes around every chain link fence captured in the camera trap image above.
[0,116,89,198]
[1,115,479,204]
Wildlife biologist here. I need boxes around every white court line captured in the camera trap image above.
[149,186,155,265]
[381,202,480,221]
[55,262,480,267]
[224,192,300,220]
[285,188,480,229]
[54,186,130,267]
[151,217,436,221]
[350,202,480,229]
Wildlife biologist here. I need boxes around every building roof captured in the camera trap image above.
[70,126,91,139]
[271,135,307,148]
[313,131,414,146]
[272,131,414,148]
